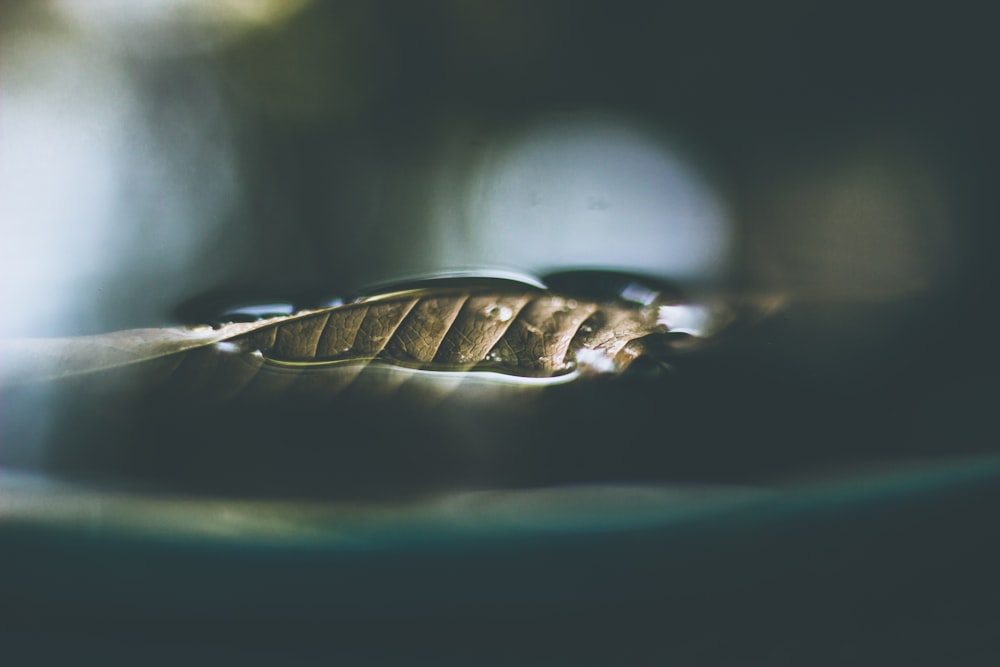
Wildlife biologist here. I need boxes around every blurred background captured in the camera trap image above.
[2,0,993,337]
[1,0,998,663]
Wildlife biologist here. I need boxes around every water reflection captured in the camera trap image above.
[0,468,768,543]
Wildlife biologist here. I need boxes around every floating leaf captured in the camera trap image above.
[0,274,771,408]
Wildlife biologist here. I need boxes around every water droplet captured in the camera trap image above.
[484,304,514,322]
[656,304,715,336]
[213,341,240,354]
[575,348,618,374]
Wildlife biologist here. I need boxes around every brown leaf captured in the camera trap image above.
[0,280,716,405]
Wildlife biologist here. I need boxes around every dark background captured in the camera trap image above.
[2,0,999,663]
